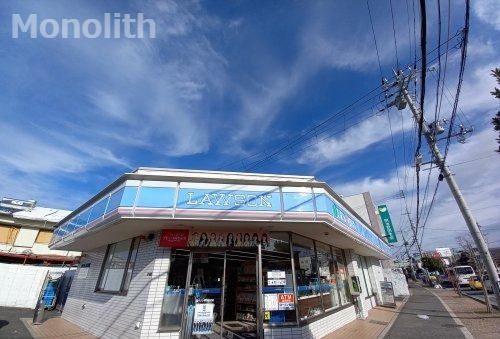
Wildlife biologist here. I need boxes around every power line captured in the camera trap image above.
[389,0,400,69]
[367,0,383,80]
[443,0,470,161]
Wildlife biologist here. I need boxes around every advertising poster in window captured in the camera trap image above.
[299,256,312,274]
[192,302,215,335]
[264,293,279,311]
[188,230,269,248]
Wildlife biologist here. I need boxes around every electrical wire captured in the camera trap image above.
[389,0,400,69]
[367,0,383,80]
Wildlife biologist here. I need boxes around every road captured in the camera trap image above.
[462,289,498,309]
[385,283,471,339]
[0,307,33,338]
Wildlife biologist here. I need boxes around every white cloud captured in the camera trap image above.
[473,0,500,30]
[332,126,500,251]
[227,1,411,149]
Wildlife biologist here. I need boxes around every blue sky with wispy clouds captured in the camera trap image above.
[0,0,499,252]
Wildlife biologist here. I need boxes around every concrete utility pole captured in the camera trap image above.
[394,70,500,308]
[402,234,416,280]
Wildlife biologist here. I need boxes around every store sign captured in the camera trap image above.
[380,281,396,307]
[185,192,273,208]
[77,263,90,279]
[188,230,269,248]
[159,229,189,248]
[268,279,286,286]
[192,302,215,334]
[267,270,286,286]
[377,205,398,243]
[435,247,452,257]
[278,293,295,310]
[0,197,36,211]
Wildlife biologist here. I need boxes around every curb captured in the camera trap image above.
[376,294,410,339]
[462,292,499,310]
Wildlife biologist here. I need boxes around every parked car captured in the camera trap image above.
[439,275,452,288]
[468,275,482,290]
[483,273,500,293]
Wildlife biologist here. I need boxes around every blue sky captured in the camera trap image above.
[0,0,499,252]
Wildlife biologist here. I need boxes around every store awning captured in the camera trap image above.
[49,168,391,259]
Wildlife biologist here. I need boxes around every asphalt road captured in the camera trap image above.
[0,307,33,338]
[385,284,468,339]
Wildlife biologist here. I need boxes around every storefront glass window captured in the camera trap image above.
[159,249,190,331]
[316,242,340,311]
[265,232,290,253]
[334,249,350,304]
[361,256,373,295]
[261,247,296,324]
[292,234,322,320]
[96,238,138,293]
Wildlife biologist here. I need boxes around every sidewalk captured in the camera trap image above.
[432,287,500,339]
[21,315,96,339]
[385,284,471,339]
[323,300,406,339]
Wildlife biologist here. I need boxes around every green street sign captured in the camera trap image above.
[377,205,398,243]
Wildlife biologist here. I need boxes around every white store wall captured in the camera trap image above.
[62,234,161,339]
[0,263,69,308]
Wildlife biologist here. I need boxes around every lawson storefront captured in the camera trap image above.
[49,168,391,339]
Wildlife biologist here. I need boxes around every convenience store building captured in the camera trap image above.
[49,168,392,338]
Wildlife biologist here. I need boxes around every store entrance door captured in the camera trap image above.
[221,250,258,338]
[182,249,261,339]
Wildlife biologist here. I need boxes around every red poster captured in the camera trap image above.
[277,293,295,310]
[159,229,189,248]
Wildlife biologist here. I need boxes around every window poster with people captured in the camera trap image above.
[188,231,269,248]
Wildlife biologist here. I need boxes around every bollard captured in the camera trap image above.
[33,299,46,325]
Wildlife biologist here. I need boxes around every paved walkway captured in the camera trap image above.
[385,284,472,339]
[21,316,96,339]
[323,301,406,339]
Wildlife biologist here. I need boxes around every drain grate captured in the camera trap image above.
[369,320,389,325]
[442,324,464,328]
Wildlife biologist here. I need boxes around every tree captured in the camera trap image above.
[456,251,471,266]
[491,68,500,153]
[421,256,442,273]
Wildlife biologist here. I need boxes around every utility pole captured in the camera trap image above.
[393,69,500,307]
[402,234,416,280]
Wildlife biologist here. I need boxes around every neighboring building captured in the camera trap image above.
[0,197,79,265]
[50,168,392,339]
[342,192,383,238]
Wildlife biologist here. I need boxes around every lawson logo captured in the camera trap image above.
[185,192,273,208]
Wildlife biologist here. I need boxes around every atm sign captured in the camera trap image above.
[278,293,295,310]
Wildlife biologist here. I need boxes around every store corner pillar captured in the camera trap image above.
[344,249,368,319]
[365,256,384,306]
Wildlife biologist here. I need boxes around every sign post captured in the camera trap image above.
[377,205,398,243]
[380,281,396,308]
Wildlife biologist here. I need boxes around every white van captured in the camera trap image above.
[483,272,500,293]
[453,265,475,287]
